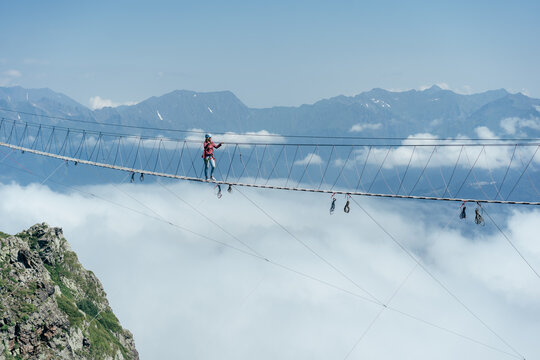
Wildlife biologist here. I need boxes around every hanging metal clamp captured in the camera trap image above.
[474,202,485,226]
[344,194,351,213]
[329,193,336,215]
[459,201,466,219]
[215,184,222,199]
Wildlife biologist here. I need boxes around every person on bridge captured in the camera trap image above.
[202,134,223,180]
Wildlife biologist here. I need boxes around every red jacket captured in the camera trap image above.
[202,141,222,158]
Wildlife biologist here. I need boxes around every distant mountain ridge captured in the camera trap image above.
[1,85,539,138]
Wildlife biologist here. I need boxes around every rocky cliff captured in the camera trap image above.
[0,223,138,359]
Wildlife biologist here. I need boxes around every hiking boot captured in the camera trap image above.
[211,176,216,181]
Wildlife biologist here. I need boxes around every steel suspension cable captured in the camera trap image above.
[505,145,540,200]
[482,206,540,280]
[454,146,484,197]
[463,147,492,200]
[296,146,318,187]
[265,144,285,185]
[225,144,238,182]
[355,146,372,192]
[343,264,418,359]
[396,146,416,195]
[318,146,335,190]
[518,145,540,196]
[234,185,384,305]
[481,147,505,200]
[157,179,265,258]
[408,145,437,195]
[367,146,391,193]
[343,197,481,358]
[331,146,354,191]
[285,145,300,187]
[349,197,525,359]
[496,144,518,200]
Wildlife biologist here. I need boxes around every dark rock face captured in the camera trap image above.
[0,223,139,359]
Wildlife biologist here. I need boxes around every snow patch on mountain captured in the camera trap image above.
[371,98,391,108]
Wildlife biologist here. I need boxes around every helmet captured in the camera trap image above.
[205,133,212,139]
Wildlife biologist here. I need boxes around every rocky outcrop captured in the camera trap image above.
[0,224,138,359]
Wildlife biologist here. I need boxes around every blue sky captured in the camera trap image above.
[1,0,539,108]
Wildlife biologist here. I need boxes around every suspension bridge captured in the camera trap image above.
[0,116,539,206]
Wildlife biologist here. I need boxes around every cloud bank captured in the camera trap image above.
[342,129,540,172]
[500,117,540,135]
[89,96,138,110]
[0,179,539,360]
[185,129,286,146]
[349,123,382,132]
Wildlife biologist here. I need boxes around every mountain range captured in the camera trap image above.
[1,85,540,139]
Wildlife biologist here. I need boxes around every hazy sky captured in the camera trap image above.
[1,0,540,108]
[2,3,540,359]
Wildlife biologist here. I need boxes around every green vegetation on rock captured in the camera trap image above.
[57,294,85,326]
[0,223,138,359]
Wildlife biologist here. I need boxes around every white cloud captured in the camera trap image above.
[349,123,382,132]
[461,85,473,94]
[0,69,22,86]
[0,180,538,359]
[419,83,450,91]
[436,82,450,90]
[4,69,21,77]
[500,118,518,135]
[474,126,496,139]
[500,117,540,135]
[349,130,540,171]
[417,83,475,95]
[294,153,323,166]
[89,96,138,110]
[185,130,285,146]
